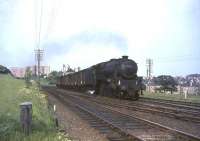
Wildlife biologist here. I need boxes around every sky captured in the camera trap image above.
[0,0,200,76]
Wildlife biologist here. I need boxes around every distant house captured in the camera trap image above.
[10,65,50,78]
[10,67,26,78]
[29,65,50,76]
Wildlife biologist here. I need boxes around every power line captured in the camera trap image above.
[34,0,38,48]
[37,0,43,49]
[43,0,60,40]
[34,0,44,49]
[34,0,60,47]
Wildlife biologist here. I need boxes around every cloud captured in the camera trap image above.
[48,43,125,71]
[43,30,127,70]
[44,30,128,59]
[0,0,200,75]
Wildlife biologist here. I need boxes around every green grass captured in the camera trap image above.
[0,74,71,141]
[142,91,200,103]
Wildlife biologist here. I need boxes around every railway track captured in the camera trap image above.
[92,99,200,123]
[45,87,135,141]
[43,86,200,141]
[92,96,200,123]
[139,97,200,109]
[131,100,200,123]
[53,87,200,123]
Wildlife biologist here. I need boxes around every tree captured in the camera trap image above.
[47,71,62,84]
[154,75,177,94]
[24,67,32,88]
[0,65,11,74]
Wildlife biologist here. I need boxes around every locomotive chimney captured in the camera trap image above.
[122,56,128,59]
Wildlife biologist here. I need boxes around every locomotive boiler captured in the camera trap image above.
[56,56,143,100]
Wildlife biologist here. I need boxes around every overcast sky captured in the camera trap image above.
[0,0,200,76]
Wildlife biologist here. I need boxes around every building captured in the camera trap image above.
[29,65,50,76]
[10,67,26,78]
[10,65,50,78]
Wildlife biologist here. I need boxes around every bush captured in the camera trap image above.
[0,65,11,74]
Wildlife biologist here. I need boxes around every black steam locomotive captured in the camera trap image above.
[56,56,143,100]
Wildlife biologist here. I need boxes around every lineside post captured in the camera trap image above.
[20,102,32,135]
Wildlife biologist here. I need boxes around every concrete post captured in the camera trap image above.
[53,104,59,127]
[20,102,32,135]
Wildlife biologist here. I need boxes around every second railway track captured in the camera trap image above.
[52,87,200,123]
[139,97,200,109]
[44,86,200,141]
[90,96,200,123]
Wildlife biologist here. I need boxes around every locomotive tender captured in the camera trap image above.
[56,56,143,100]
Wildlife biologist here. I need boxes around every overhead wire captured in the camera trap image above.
[34,0,38,49]
[33,0,44,50]
[37,0,44,49]
[43,0,59,41]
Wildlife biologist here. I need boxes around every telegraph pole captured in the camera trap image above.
[34,0,44,90]
[146,58,153,92]
[35,49,44,89]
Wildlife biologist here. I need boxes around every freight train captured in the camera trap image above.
[56,56,144,100]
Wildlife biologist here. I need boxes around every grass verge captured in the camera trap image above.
[0,74,71,141]
[141,91,200,103]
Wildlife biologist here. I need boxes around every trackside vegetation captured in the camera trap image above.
[0,74,71,141]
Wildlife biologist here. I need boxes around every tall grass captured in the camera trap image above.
[0,74,71,141]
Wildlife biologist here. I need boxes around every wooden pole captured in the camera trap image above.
[20,102,32,135]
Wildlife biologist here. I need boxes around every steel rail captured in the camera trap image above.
[47,87,200,123]
[44,88,139,141]
[43,87,200,141]
[68,93,200,141]
[55,88,200,123]
[140,97,200,109]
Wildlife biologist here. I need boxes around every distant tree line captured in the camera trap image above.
[153,75,177,94]
[0,65,11,74]
[144,75,178,94]
[47,71,63,84]
[46,66,75,84]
